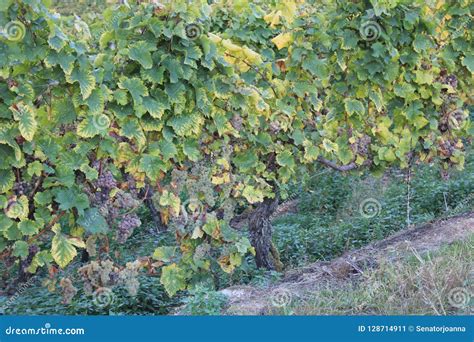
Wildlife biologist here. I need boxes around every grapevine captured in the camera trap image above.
[0,0,472,299]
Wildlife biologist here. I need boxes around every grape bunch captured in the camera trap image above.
[13,181,33,196]
[445,74,458,89]
[97,171,117,190]
[78,260,119,295]
[439,70,458,89]
[230,113,244,131]
[439,139,455,158]
[118,261,141,297]
[114,191,139,210]
[351,134,372,157]
[117,213,141,243]
[59,277,78,304]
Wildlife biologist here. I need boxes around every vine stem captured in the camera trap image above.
[406,165,412,228]
[27,211,67,244]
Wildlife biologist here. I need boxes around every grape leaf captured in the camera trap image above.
[160,263,187,296]
[51,233,78,268]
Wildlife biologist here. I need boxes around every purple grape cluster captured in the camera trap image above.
[13,181,32,196]
[97,171,117,190]
[115,192,136,209]
[116,213,141,243]
[445,74,458,89]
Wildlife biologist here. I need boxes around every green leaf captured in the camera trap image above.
[27,161,43,177]
[18,219,40,236]
[51,233,78,268]
[369,89,383,111]
[0,169,14,193]
[338,146,354,165]
[242,185,264,204]
[139,155,167,180]
[34,191,53,206]
[415,70,433,85]
[5,196,29,220]
[158,140,177,160]
[235,237,252,254]
[158,190,181,215]
[160,263,187,297]
[55,188,90,215]
[120,118,146,147]
[128,41,156,69]
[48,26,67,51]
[183,139,200,161]
[461,54,474,73]
[10,103,37,142]
[302,56,328,80]
[12,241,29,259]
[77,114,110,138]
[77,208,109,234]
[44,51,75,75]
[394,83,415,99]
[304,144,320,162]
[86,88,105,115]
[118,77,148,105]
[142,96,166,119]
[79,164,99,181]
[344,99,365,116]
[413,34,432,53]
[202,217,221,239]
[276,150,296,168]
[168,113,200,136]
[66,67,96,100]
[233,150,257,170]
[153,246,177,263]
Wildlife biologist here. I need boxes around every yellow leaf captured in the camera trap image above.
[242,47,263,65]
[222,39,243,53]
[271,32,293,50]
[263,10,276,24]
[208,32,222,43]
[211,173,231,185]
[270,10,282,28]
[191,226,204,239]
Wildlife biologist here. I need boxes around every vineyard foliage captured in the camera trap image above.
[0,0,472,297]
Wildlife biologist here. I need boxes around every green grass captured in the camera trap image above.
[273,150,474,268]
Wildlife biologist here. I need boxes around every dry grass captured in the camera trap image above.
[270,235,473,315]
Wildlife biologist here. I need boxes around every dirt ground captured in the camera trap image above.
[220,212,474,314]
